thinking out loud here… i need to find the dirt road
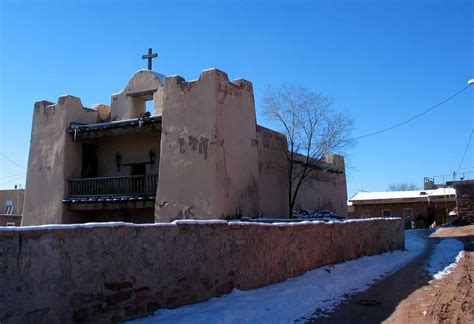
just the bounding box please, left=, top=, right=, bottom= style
left=316, top=225, right=474, bottom=324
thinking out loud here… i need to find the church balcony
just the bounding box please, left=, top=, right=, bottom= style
left=69, top=115, right=162, bottom=140
left=63, top=175, right=158, bottom=210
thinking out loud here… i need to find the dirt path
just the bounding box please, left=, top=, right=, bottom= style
left=314, top=226, right=474, bottom=324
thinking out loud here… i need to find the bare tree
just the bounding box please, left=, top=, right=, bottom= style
left=388, top=183, right=418, bottom=191
left=262, top=84, right=354, bottom=218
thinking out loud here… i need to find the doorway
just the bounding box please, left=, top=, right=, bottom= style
left=130, top=163, right=147, bottom=176
left=81, top=144, right=98, bottom=178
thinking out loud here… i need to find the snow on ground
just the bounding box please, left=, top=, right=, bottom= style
left=292, top=208, right=346, bottom=221
left=426, top=237, right=464, bottom=280
left=129, top=230, right=429, bottom=324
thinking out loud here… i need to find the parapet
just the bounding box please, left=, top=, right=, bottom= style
left=322, top=154, right=345, bottom=169
left=92, top=104, right=111, bottom=122
left=32, top=95, right=98, bottom=125
left=110, top=69, right=165, bottom=120
left=164, top=68, right=253, bottom=95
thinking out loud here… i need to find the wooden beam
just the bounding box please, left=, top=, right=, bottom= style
left=126, top=89, right=157, bottom=98
left=71, top=123, right=161, bottom=139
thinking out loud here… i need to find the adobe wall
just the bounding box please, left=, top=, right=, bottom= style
left=22, top=97, right=98, bottom=226
left=256, top=126, right=289, bottom=217
left=256, top=127, right=348, bottom=217
left=92, top=132, right=161, bottom=177
left=294, top=154, right=348, bottom=216
left=0, top=218, right=403, bottom=323
left=156, top=69, right=260, bottom=221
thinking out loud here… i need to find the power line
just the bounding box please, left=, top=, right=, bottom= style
left=0, top=152, right=26, bottom=170
left=0, top=173, right=25, bottom=179
left=0, top=175, right=25, bottom=186
left=457, top=129, right=473, bottom=172
left=351, top=84, right=471, bottom=140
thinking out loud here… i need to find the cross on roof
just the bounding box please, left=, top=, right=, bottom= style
left=142, top=48, right=158, bottom=70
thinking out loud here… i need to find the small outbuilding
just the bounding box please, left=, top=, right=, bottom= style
left=348, top=188, right=456, bottom=228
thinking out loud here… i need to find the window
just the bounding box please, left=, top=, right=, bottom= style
left=5, top=200, right=13, bottom=214
left=145, top=99, right=154, bottom=114
left=382, top=209, right=391, bottom=217
left=361, top=210, right=370, bottom=218
left=6, top=222, right=15, bottom=227
left=403, top=208, right=413, bottom=220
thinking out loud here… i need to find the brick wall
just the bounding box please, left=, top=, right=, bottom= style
left=0, top=219, right=404, bottom=323
left=0, top=189, right=24, bottom=216
left=351, top=202, right=428, bottom=219
left=351, top=201, right=456, bottom=227
left=455, top=180, right=474, bottom=224
left=0, top=215, right=21, bottom=226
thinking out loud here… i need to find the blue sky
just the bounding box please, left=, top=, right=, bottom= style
left=0, top=0, right=473, bottom=198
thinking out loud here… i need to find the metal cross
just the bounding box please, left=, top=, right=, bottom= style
left=142, top=48, right=158, bottom=70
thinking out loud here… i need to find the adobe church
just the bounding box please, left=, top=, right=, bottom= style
left=22, top=53, right=347, bottom=225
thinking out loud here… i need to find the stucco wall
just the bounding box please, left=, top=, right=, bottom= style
left=256, top=126, right=348, bottom=217
left=92, top=132, right=161, bottom=177
left=294, top=155, right=348, bottom=216
left=0, top=218, right=404, bottom=323
left=22, top=97, right=98, bottom=226
left=256, top=126, right=289, bottom=217
left=156, top=69, right=260, bottom=221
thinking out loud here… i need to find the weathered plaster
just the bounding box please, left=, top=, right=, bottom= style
left=22, top=97, right=98, bottom=225
left=156, top=69, right=260, bottom=222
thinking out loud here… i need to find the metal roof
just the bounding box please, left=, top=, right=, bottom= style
left=350, top=188, right=456, bottom=202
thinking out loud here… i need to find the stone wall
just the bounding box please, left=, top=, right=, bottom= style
left=455, top=180, right=474, bottom=224
left=0, top=218, right=404, bottom=323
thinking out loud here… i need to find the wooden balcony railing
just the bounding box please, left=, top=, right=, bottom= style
left=68, top=175, right=158, bottom=198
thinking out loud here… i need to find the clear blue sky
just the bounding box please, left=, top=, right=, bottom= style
left=0, top=0, right=473, bottom=198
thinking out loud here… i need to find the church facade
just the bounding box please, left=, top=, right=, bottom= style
left=22, top=68, right=347, bottom=225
